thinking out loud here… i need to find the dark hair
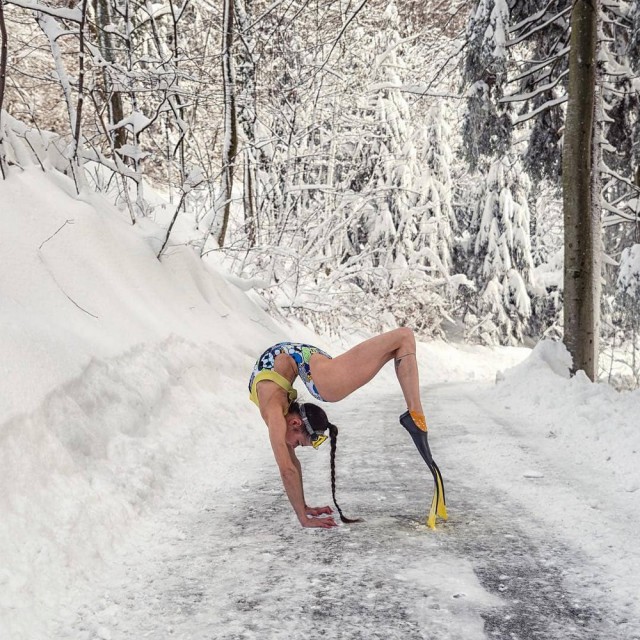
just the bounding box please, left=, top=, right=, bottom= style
left=290, top=401, right=361, bottom=524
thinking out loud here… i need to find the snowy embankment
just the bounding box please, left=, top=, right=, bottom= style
left=0, top=166, right=295, bottom=638
left=470, top=341, right=640, bottom=618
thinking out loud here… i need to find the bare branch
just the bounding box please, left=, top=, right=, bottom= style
left=39, top=219, right=74, bottom=250
left=157, top=191, right=188, bottom=259
left=314, top=0, right=369, bottom=78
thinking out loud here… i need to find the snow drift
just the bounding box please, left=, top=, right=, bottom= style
left=0, top=165, right=286, bottom=638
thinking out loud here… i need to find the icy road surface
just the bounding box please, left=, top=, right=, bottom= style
left=52, top=384, right=639, bottom=640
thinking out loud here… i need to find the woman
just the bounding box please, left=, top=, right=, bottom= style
left=248, top=328, right=445, bottom=529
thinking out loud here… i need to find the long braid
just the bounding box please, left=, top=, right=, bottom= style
left=329, top=424, right=362, bottom=524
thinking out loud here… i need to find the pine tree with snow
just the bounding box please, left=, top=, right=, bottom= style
left=340, top=2, right=416, bottom=273
left=614, top=244, right=640, bottom=385
left=507, top=0, right=570, bottom=184
left=462, top=0, right=512, bottom=172
left=413, top=101, right=457, bottom=278
left=332, top=1, right=462, bottom=334
left=467, top=156, right=534, bottom=345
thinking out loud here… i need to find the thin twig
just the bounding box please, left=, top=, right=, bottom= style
left=39, top=219, right=74, bottom=250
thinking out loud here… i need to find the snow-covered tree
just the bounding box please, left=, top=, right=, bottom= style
left=461, top=0, right=512, bottom=171
left=326, top=1, right=463, bottom=334
left=413, top=102, right=456, bottom=277
left=612, top=244, right=640, bottom=385
left=506, top=0, right=570, bottom=184
left=467, top=156, right=534, bottom=344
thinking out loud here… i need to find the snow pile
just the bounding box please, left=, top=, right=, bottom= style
left=492, top=339, right=640, bottom=494
left=495, top=338, right=572, bottom=381
left=0, top=167, right=285, bottom=638
left=455, top=340, right=640, bottom=624
left=417, top=339, right=530, bottom=384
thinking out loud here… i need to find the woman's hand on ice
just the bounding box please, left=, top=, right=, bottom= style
left=300, top=507, right=337, bottom=528
left=305, top=505, right=333, bottom=517
left=300, top=516, right=337, bottom=528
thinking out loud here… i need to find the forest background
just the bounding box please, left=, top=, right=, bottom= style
left=1, top=0, right=639, bottom=387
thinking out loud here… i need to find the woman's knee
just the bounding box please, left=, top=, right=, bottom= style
left=396, top=326, right=415, bottom=349
left=398, top=327, right=416, bottom=344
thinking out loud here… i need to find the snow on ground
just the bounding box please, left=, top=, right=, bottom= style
left=475, top=341, right=640, bottom=620
left=2, top=165, right=640, bottom=639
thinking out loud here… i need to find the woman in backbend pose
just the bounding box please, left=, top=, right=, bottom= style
left=248, top=328, right=445, bottom=529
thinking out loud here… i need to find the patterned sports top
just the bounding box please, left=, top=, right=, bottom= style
left=248, top=342, right=332, bottom=406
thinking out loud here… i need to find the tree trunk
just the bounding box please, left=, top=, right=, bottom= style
left=73, top=0, right=88, bottom=169
left=93, top=0, right=127, bottom=153
left=235, top=0, right=258, bottom=247
left=0, top=0, right=8, bottom=179
left=563, top=0, right=601, bottom=381
left=216, top=0, right=238, bottom=248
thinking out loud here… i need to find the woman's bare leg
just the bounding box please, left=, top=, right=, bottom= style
left=310, top=328, right=424, bottom=412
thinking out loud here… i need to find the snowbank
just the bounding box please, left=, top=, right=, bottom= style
left=0, top=167, right=288, bottom=638
left=492, top=339, right=640, bottom=494
left=418, top=339, right=530, bottom=384
left=470, top=340, right=640, bottom=618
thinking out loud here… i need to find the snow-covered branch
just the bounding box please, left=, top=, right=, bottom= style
left=502, top=69, right=569, bottom=103
left=513, top=94, right=567, bottom=125
left=509, top=46, right=570, bottom=84
left=508, top=5, right=571, bottom=47
left=6, top=0, right=82, bottom=22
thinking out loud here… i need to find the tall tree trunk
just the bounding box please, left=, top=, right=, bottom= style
left=93, top=0, right=126, bottom=153
left=216, top=0, right=238, bottom=248
left=0, top=0, right=8, bottom=179
left=563, top=0, right=601, bottom=381
left=72, top=0, right=89, bottom=176
left=169, top=0, right=188, bottom=187
left=235, top=0, right=258, bottom=247
left=214, top=0, right=238, bottom=247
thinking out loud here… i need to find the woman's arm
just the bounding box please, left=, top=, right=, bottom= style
left=263, top=405, right=336, bottom=528
left=266, top=413, right=306, bottom=522
left=288, top=446, right=306, bottom=507
left=289, top=447, right=334, bottom=518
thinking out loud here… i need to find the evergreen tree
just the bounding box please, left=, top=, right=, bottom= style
left=461, top=0, right=512, bottom=171
left=414, top=101, right=456, bottom=277
left=507, top=0, right=571, bottom=184
left=468, top=156, right=534, bottom=344
left=615, top=243, right=640, bottom=385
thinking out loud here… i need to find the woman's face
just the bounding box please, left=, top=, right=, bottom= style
left=285, top=418, right=311, bottom=448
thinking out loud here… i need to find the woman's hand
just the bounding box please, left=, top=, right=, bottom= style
left=300, top=505, right=337, bottom=528
left=300, top=514, right=338, bottom=528
left=305, top=505, right=333, bottom=517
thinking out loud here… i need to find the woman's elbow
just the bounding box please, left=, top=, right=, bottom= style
left=279, top=464, right=297, bottom=481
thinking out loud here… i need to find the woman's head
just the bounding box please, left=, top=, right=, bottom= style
left=287, top=402, right=361, bottom=524
left=285, top=402, right=330, bottom=448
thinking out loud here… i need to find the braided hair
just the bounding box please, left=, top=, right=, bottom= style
left=290, top=401, right=361, bottom=524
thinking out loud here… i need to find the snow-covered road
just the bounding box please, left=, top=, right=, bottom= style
left=51, top=384, right=639, bottom=640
